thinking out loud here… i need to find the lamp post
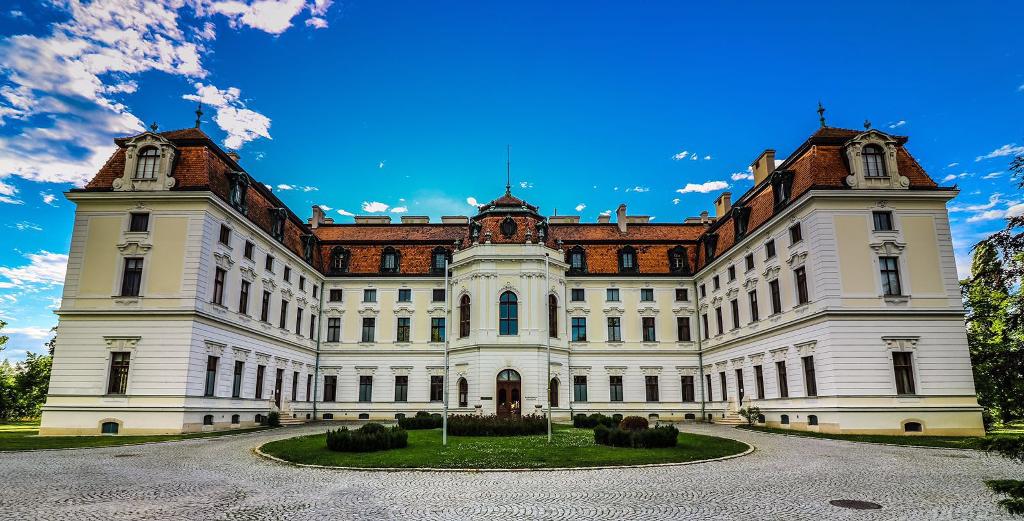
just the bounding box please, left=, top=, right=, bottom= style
left=545, top=253, right=552, bottom=443
left=443, top=257, right=450, bottom=446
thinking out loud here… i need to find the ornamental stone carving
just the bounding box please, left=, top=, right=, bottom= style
left=103, top=336, right=140, bottom=350
left=114, top=132, right=177, bottom=192
left=882, top=336, right=919, bottom=351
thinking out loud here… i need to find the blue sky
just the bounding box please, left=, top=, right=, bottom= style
left=0, top=1, right=1022, bottom=361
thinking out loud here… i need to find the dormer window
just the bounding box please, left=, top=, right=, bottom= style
left=771, top=171, right=795, bottom=209
left=330, top=247, right=349, bottom=273
left=567, top=246, right=587, bottom=273
left=703, top=233, right=719, bottom=262
left=668, top=245, right=689, bottom=274
left=227, top=171, right=250, bottom=214
left=301, top=234, right=317, bottom=264
left=431, top=247, right=451, bottom=274
left=134, top=147, right=159, bottom=179
left=381, top=247, right=400, bottom=274
left=732, top=206, right=751, bottom=239
left=269, top=208, right=286, bottom=242
left=618, top=246, right=638, bottom=273
left=863, top=145, right=887, bottom=177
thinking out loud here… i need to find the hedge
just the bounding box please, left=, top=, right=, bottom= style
left=326, top=423, right=409, bottom=452
left=447, top=414, right=547, bottom=436
left=594, top=424, right=679, bottom=448
left=398, top=411, right=443, bottom=430
left=573, top=413, right=616, bottom=429
left=618, top=416, right=649, bottom=431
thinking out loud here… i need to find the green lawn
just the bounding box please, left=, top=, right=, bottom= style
left=0, top=420, right=272, bottom=451
left=737, top=425, right=1015, bottom=449
left=260, top=426, right=749, bottom=469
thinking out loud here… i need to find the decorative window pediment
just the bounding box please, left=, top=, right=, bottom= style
left=114, top=133, right=177, bottom=192
left=844, top=130, right=909, bottom=189
left=870, top=239, right=906, bottom=255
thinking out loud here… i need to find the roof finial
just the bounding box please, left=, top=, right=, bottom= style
left=505, top=144, right=511, bottom=196
left=150, top=121, right=158, bottom=132
left=817, top=101, right=826, bottom=128
left=195, top=101, right=203, bottom=129
left=863, top=119, right=871, bottom=130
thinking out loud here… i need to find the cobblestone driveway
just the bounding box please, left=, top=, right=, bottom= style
left=1, top=423, right=1020, bottom=520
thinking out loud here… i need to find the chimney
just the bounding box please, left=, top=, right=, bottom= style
left=441, top=216, right=469, bottom=224
left=226, top=151, right=241, bottom=164
left=615, top=204, right=628, bottom=233
left=308, top=205, right=325, bottom=228
left=751, top=149, right=776, bottom=185
left=400, top=216, right=430, bottom=224
left=354, top=216, right=392, bottom=224
left=700, top=210, right=709, bottom=224
left=549, top=216, right=580, bottom=224
left=713, top=192, right=732, bottom=217
left=597, top=214, right=611, bottom=224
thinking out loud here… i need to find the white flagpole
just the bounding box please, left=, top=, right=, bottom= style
left=545, top=253, right=552, bottom=443
left=443, top=257, right=450, bottom=446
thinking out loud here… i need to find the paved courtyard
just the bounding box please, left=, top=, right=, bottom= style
left=0, top=423, right=1021, bottom=520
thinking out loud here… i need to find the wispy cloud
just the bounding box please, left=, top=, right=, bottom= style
left=9, top=221, right=42, bottom=231
left=390, top=206, right=408, bottom=213
left=942, top=172, right=970, bottom=183
left=519, top=181, right=534, bottom=189
left=40, top=191, right=58, bottom=206
left=466, top=197, right=480, bottom=207
left=976, top=144, right=1024, bottom=162
left=336, top=209, right=354, bottom=217
left=947, top=162, right=959, bottom=168
left=671, top=198, right=680, bottom=205
left=983, top=171, right=1004, bottom=180
left=949, top=193, right=1002, bottom=213
left=625, top=186, right=650, bottom=193
left=574, top=203, right=586, bottom=212
left=888, top=120, right=906, bottom=129
left=361, top=201, right=389, bottom=213
left=275, top=184, right=318, bottom=192
left=676, top=181, right=729, bottom=194
left=0, top=251, right=67, bottom=289
left=4, top=326, right=52, bottom=339
left=731, top=170, right=754, bottom=181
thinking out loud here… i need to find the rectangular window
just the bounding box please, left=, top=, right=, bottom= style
left=677, top=316, right=691, bottom=341
left=430, top=375, right=444, bottom=402
left=719, top=371, right=728, bottom=401
left=802, top=356, right=817, bottom=397
left=609, top=375, right=624, bottom=402
left=329, top=289, right=343, bottom=302
left=107, top=352, right=130, bottom=394
left=299, top=276, right=305, bottom=291
left=363, top=289, right=377, bottom=303
left=873, top=211, right=894, bottom=231
left=358, top=375, right=373, bottom=402
left=232, top=361, right=244, bottom=398
left=640, top=288, right=654, bottom=302
left=573, top=375, right=588, bottom=402
left=295, top=307, right=303, bottom=335
left=219, top=224, right=231, bottom=245
left=327, top=317, right=341, bottom=342
left=745, top=253, right=755, bottom=272
left=700, top=284, right=707, bottom=298
left=705, top=373, right=713, bottom=401
left=258, top=288, right=270, bottom=321
left=681, top=375, right=695, bottom=402
left=291, top=371, right=298, bottom=401
left=396, top=317, right=410, bottom=342
left=714, top=275, right=722, bottom=291
left=879, top=256, right=902, bottom=296
left=283, top=266, right=291, bottom=283
left=645, top=375, right=659, bottom=402
left=394, top=375, right=408, bottom=402
left=893, top=352, right=916, bottom=395
left=312, top=285, right=318, bottom=299
left=730, top=299, right=740, bottom=330
left=430, top=317, right=445, bottom=342
left=204, top=356, right=218, bottom=397
left=212, top=267, right=226, bottom=305
left=323, top=375, right=336, bottom=402
left=570, top=288, right=585, bottom=301
left=748, top=290, right=759, bottom=322
left=701, top=313, right=709, bottom=340
left=715, top=307, right=723, bottom=335
left=606, top=288, right=620, bottom=302
left=239, top=280, right=250, bottom=315
left=776, top=361, right=789, bottom=398
left=306, top=374, right=312, bottom=402
left=728, top=265, right=736, bottom=281
left=278, top=300, right=288, bottom=329
left=129, top=212, right=149, bottom=232
left=607, top=317, right=622, bottom=341
left=256, top=365, right=266, bottom=399
left=794, top=267, right=809, bottom=304
left=754, top=365, right=765, bottom=399
left=769, top=279, right=782, bottom=314
left=244, top=241, right=254, bottom=260
left=789, top=223, right=803, bottom=244
left=765, top=239, right=776, bottom=259
left=361, top=317, right=375, bottom=342
left=571, top=317, right=587, bottom=341
left=432, top=289, right=445, bottom=302
left=642, top=317, right=656, bottom=342
left=398, top=288, right=411, bottom=302
left=309, top=315, right=316, bottom=339
left=120, top=258, right=144, bottom=297
left=675, top=288, right=688, bottom=301
left=265, top=255, right=274, bottom=272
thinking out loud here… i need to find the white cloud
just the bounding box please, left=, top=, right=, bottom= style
left=274, top=183, right=317, bottom=192
left=942, top=172, right=970, bottom=183
left=40, top=191, right=58, bottom=206
left=4, top=326, right=52, bottom=339
left=466, top=197, right=479, bottom=207
left=519, top=181, right=534, bottom=189
left=0, top=180, right=21, bottom=204
left=390, top=206, right=408, bottom=213
left=976, top=144, right=1024, bottom=162
left=335, top=208, right=354, bottom=216
left=378, top=161, right=385, bottom=169
left=703, top=155, right=712, bottom=160
left=672, top=150, right=690, bottom=161
left=361, top=201, right=389, bottom=213
left=947, top=162, right=959, bottom=168
left=672, top=198, right=680, bottom=205
left=731, top=171, right=754, bottom=181
left=574, top=203, right=586, bottom=212
left=966, top=209, right=1010, bottom=223
left=625, top=186, right=650, bottom=193
left=0, top=251, right=67, bottom=288
left=315, top=204, right=332, bottom=211
left=676, top=181, right=729, bottom=194
left=888, top=120, right=906, bottom=129
left=10, top=221, right=42, bottom=231
left=983, top=171, right=1004, bottom=179
left=950, top=193, right=1001, bottom=213
left=206, top=0, right=308, bottom=35
left=599, top=210, right=611, bottom=216
left=305, top=17, right=328, bottom=29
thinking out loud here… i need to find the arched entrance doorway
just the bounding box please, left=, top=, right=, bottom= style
left=496, top=369, right=522, bottom=417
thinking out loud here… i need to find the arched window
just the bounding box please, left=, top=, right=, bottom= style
left=459, top=294, right=471, bottom=338
left=668, top=245, right=689, bottom=274
left=101, top=421, right=119, bottom=435
left=549, top=378, right=559, bottom=407
left=808, top=414, right=818, bottom=426
left=458, top=377, right=468, bottom=407
left=780, top=414, right=790, bottom=425
left=566, top=246, right=586, bottom=273
left=135, top=147, right=159, bottom=179
left=203, top=414, right=214, bottom=426
left=863, top=145, right=887, bottom=177
left=231, top=414, right=240, bottom=425
left=618, top=246, right=638, bottom=273
left=499, top=291, right=518, bottom=335
left=330, top=247, right=349, bottom=273
left=904, top=421, right=923, bottom=433
left=380, top=247, right=400, bottom=273
left=548, top=294, right=558, bottom=338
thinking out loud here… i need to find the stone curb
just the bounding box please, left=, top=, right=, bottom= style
left=0, top=426, right=281, bottom=454
left=251, top=437, right=756, bottom=473
left=734, top=426, right=986, bottom=452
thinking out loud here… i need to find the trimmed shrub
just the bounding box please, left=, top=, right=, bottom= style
left=398, top=411, right=442, bottom=430
left=593, top=425, right=679, bottom=449
left=738, top=406, right=761, bottom=427
left=326, top=423, right=408, bottom=452
left=448, top=414, right=547, bottom=436
left=594, top=424, right=611, bottom=445
left=619, top=416, right=649, bottom=431
left=267, top=411, right=281, bottom=427
left=612, top=414, right=623, bottom=423
left=608, top=427, right=633, bottom=447
left=574, top=413, right=615, bottom=429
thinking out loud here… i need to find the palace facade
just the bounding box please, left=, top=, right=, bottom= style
left=39, top=123, right=984, bottom=436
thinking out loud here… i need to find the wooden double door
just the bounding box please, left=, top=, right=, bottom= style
left=496, top=369, right=522, bottom=417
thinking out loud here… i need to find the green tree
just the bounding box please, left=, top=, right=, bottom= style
left=14, top=353, right=52, bottom=418
left=0, top=320, right=15, bottom=420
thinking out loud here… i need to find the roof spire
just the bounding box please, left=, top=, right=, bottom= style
left=863, top=119, right=872, bottom=130
left=195, top=101, right=203, bottom=129
left=817, top=101, right=826, bottom=128
left=149, top=121, right=158, bottom=132
left=505, top=144, right=511, bottom=196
